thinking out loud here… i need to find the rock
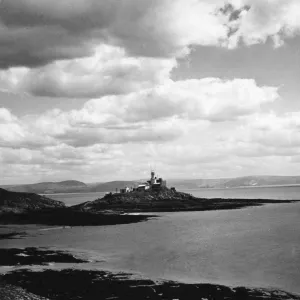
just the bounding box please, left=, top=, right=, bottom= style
left=72, top=186, right=299, bottom=213
left=0, top=188, right=65, bottom=214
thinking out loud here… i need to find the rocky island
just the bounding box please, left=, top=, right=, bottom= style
left=74, top=171, right=298, bottom=213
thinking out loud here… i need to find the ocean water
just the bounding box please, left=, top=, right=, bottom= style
left=181, top=185, right=300, bottom=200
left=46, top=192, right=107, bottom=206
left=2, top=202, right=300, bottom=294
left=47, top=185, right=300, bottom=206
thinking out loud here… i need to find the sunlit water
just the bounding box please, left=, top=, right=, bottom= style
left=1, top=202, right=300, bottom=294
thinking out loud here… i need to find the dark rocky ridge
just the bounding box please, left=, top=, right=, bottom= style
left=74, top=187, right=297, bottom=212
left=0, top=188, right=65, bottom=214
left=0, top=209, right=153, bottom=226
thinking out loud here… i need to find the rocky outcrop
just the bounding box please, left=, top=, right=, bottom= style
left=73, top=187, right=296, bottom=212
left=0, top=188, right=65, bottom=214
left=73, top=187, right=196, bottom=212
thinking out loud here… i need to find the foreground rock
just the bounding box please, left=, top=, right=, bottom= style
left=0, top=188, right=65, bottom=214
left=0, top=247, right=86, bottom=266
left=0, top=282, right=49, bottom=300
left=74, top=187, right=297, bottom=212
left=1, top=269, right=299, bottom=300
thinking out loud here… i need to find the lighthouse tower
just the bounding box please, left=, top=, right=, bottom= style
left=150, top=170, right=155, bottom=185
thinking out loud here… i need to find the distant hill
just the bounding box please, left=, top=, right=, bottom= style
left=2, top=180, right=141, bottom=194
left=90, top=181, right=141, bottom=192
left=168, top=176, right=300, bottom=189
left=0, top=188, right=65, bottom=214
left=3, top=175, right=300, bottom=195
left=4, top=180, right=87, bottom=194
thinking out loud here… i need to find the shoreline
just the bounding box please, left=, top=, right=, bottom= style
left=1, top=199, right=299, bottom=299
left=1, top=266, right=300, bottom=300
left=0, top=245, right=299, bottom=299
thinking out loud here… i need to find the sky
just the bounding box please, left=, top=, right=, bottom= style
left=1, top=0, right=300, bottom=184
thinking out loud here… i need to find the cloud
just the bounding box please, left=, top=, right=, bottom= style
left=0, top=0, right=298, bottom=100
left=0, top=45, right=176, bottom=98
left=240, top=112, right=300, bottom=148
left=0, top=108, right=16, bottom=123
left=0, top=77, right=278, bottom=152
left=224, top=0, right=300, bottom=48
left=2, top=107, right=300, bottom=183
left=0, top=0, right=299, bottom=72
left=0, top=0, right=229, bottom=71
left=67, top=78, right=277, bottom=125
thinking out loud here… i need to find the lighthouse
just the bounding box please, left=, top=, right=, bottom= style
left=150, top=170, right=156, bottom=185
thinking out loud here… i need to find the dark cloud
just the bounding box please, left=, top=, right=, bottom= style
left=218, top=2, right=251, bottom=38
left=0, top=0, right=116, bottom=68
left=0, top=0, right=115, bottom=31
left=0, top=0, right=229, bottom=70
left=0, top=24, right=97, bottom=68
left=219, top=2, right=250, bottom=21
left=55, top=125, right=180, bottom=147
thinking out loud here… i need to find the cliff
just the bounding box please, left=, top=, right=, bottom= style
left=0, top=188, right=65, bottom=214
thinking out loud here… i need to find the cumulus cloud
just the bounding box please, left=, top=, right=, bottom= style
left=0, top=0, right=299, bottom=99
left=0, top=0, right=299, bottom=70
left=0, top=108, right=16, bottom=123
left=0, top=77, right=278, bottom=150
left=224, top=0, right=300, bottom=48
left=0, top=45, right=176, bottom=98
left=65, top=78, right=277, bottom=125
left=0, top=108, right=55, bottom=149
left=0, top=0, right=228, bottom=70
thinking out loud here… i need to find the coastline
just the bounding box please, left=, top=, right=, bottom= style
left=1, top=203, right=300, bottom=300
left=1, top=244, right=299, bottom=300
left=2, top=267, right=300, bottom=300
left=1, top=192, right=300, bottom=299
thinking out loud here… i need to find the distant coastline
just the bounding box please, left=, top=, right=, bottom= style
left=4, top=175, right=300, bottom=195
left=190, top=183, right=300, bottom=190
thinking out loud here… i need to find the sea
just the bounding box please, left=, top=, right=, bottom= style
left=1, top=186, right=300, bottom=295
